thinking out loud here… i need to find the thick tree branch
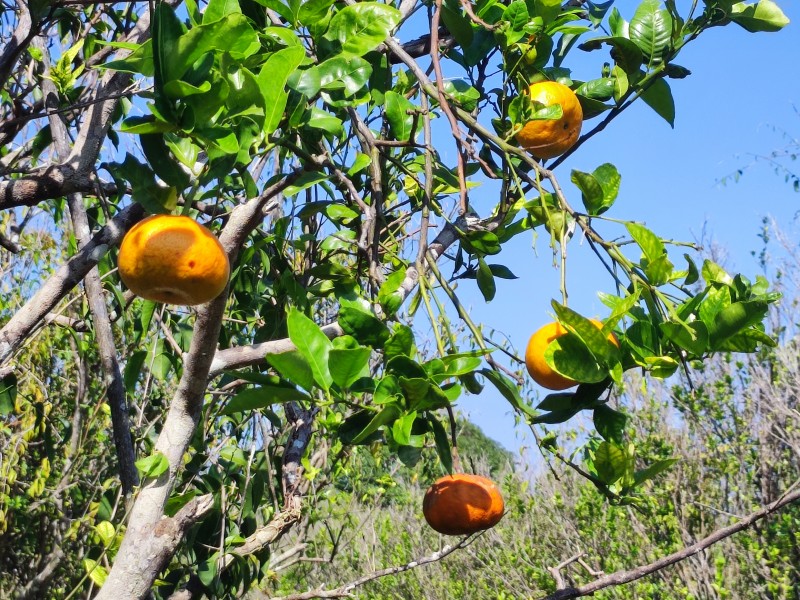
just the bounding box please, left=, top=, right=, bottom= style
left=96, top=174, right=299, bottom=599
left=39, top=38, right=139, bottom=494
left=539, top=483, right=800, bottom=599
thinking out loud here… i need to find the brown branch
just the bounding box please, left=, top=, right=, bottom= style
left=268, top=533, right=483, bottom=600
left=538, top=482, right=800, bottom=599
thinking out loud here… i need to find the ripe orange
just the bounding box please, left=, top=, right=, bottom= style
left=422, top=473, right=504, bottom=536
left=117, top=215, right=230, bottom=305
left=525, top=319, right=617, bottom=390
left=515, top=81, right=583, bottom=159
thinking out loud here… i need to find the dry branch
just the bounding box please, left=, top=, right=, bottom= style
left=539, top=483, right=800, bottom=599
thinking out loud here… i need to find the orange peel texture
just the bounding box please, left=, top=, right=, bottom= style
left=515, top=81, right=583, bottom=159
left=118, top=215, right=230, bottom=306
left=422, top=473, right=505, bottom=536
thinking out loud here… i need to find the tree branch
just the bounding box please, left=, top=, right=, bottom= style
left=539, top=482, right=800, bottom=599
left=268, top=533, right=483, bottom=600
left=0, top=202, right=145, bottom=367
left=38, top=37, right=139, bottom=494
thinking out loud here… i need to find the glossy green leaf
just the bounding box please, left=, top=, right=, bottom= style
left=480, top=369, right=537, bottom=418
left=384, top=91, right=416, bottom=141
left=384, top=324, right=416, bottom=361
left=593, top=405, right=628, bottom=444
left=629, top=0, right=673, bottom=65
left=391, top=411, right=417, bottom=446
left=287, top=308, right=333, bottom=391
left=351, top=404, right=401, bottom=444
left=640, top=77, right=675, bottom=127
left=221, top=385, right=311, bottom=414
left=324, top=3, right=401, bottom=56
left=259, top=46, right=306, bottom=134
left=730, top=0, right=789, bottom=32
left=267, top=351, right=315, bottom=392
left=339, top=301, right=391, bottom=348
left=135, top=451, right=170, bottom=478
left=0, top=372, right=17, bottom=416
left=139, top=133, right=190, bottom=189
left=317, top=55, right=372, bottom=96
left=626, top=221, right=673, bottom=285
left=477, top=256, right=496, bottom=302
left=429, top=415, right=453, bottom=473
left=329, top=347, right=371, bottom=390
left=578, top=36, right=643, bottom=74
left=710, top=300, right=769, bottom=347
left=593, top=440, right=629, bottom=484
left=175, top=14, right=259, bottom=80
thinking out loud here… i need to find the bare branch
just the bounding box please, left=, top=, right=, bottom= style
left=538, top=482, right=800, bottom=600
left=268, top=534, right=483, bottom=600
left=0, top=202, right=145, bottom=367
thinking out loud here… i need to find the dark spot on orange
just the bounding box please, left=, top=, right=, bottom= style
left=188, top=260, right=196, bottom=268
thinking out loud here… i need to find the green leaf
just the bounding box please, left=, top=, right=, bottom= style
left=640, top=77, right=675, bottom=127
left=135, top=451, right=170, bottom=478
left=730, top=0, right=790, bottom=32
left=391, top=411, right=417, bottom=446
left=378, top=268, right=406, bottom=316
left=545, top=334, right=608, bottom=384
left=644, top=355, right=680, bottom=378
left=384, top=91, right=416, bottom=142
left=174, top=14, right=259, bottom=81
left=480, top=369, right=536, bottom=418
left=351, top=404, right=401, bottom=444
left=338, top=301, right=391, bottom=348
left=488, top=264, right=517, bottom=279
left=83, top=559, right=109, bottom=588
left=593, top=440, right=629, bottom=484
left=574, top=162, right=621, bottom=216
left=221, top=385, right=310, bottom=414
left=593, top=405, right=628, bottom=444
left=284, top=171, right=327, bottom=197
left=329, top=347, right=371, bottom=390
left=0, top=372, right=17, bottom=416
left=551, top=302, right=618, bottom=362
left=123, top=351, right=147, bottom=393
left=317, top=55, right=372, bottom=96
left=442, top=80, right=481, bottom=112
left=298, top=0, right=335, bottom=25
left=578, top=36, right=643, bottom=75
left=373, top=375, right=402, bottom=404
left=268, top=350, right=315, bottom=392
left=384, top=324, right=416, bottom=360
left=660, top=320, right=709, bottom=356
left=634, top=457, right=678, bottom=486
left=202, top=0, right=241, bottom=23
left=476, top=256, right=496, bottom=302
left=709, top=301, right=769, bottom=347
left=104, top=154, right=177, bottom=214
left=429, top=415, right=453, bottom=473
left=287, top=308, right=333, bottom=391
left=324, top=3, right=401, bottom=56
left=139, top=133, right=190, bottom=189
left=629, top=0, right=673, bottom=65
left=626, top=221, right=673, bottom=285
left=258, top=46, right=306, bottom=134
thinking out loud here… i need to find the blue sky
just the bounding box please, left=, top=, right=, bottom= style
left=448, top=3, right=800, bottom=453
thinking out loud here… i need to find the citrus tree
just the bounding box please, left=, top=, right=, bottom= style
left=0, top=0, right=794, bottom=598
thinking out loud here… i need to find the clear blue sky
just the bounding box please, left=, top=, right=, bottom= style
left=446, top=4, right=800, bottom=454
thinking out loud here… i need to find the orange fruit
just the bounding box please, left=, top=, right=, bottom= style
left=117, top=215, right=230, bottom=305
left=524, top=319, right=617, bottom=390
left=422, top=473, right=504, bottom=536
left=515, top=81, right=583, bottom=159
